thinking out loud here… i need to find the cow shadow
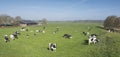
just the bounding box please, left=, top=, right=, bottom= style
left=82, top=40, right=88, bottom=45
left=47, top=48, right=49, bottom=50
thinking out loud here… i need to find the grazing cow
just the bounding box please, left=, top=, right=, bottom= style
left=26, top=29, right=28, bottom=32
left=83, top=32, right=89, bottom=36
left=21, top=27, right=26, bottom=31
left=107, top=29, right=115, bottom=32
left=53, top=27, right=60, bottom=34
left=4, top=35, right=10, bottom=43
left=30, top=30, right=33, bottom=32
left=10, top=31, right=19, bottom=39
left=48, top=43, right=56, bottom=52
left=42, top=30, right=45, bottom=33
left=88, top=34, right=99, bottom=45
left=36, top=30, right=40, bottom=32
left=63, top=34, right=72, bottom=39
left=10, top=34, right=15, bottom=40
left=26, top=34, right=29, bottom=38
left=53, top=30, right=57, bottom=34
left=53, top=31, right=57, bottom=34
left=53, top=31, right=56, bottom=34
left=83, top=32, right=86, bottom=35
left=34, top=33, right=37, bottom=36
left=13, top=33, right=18, bottom=39
left=56, top=27, right=59, bottom=31
left=43, top=26, right=46, bottom=30
left=15, top=31, right=21, bottom=35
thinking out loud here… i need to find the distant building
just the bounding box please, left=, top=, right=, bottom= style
left=19, top=20, right=38, bottom=27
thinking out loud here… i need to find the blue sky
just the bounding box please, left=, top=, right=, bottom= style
left=0, top=0, right=120, bottom=21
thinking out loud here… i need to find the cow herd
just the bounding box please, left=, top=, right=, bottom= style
left=3, top=27, right=60, bottom=52
left=4, top=31, right=20, bottom=43
left=3, top=26, right=100, bottom=52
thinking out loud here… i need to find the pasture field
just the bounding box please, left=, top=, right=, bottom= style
left=0, top=22, right=120, bottom=57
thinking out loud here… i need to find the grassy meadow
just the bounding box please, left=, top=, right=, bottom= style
left=0, top=22, right=120, bottom=57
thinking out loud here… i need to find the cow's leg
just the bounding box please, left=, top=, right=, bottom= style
left=88, top=39, right=91, bottom=45
left=51, top=47, right=56, bottom=51
left=88, top=41, right=90, bottom=45
left=4, top=39, right=7, bottom=43
left=93, top=41, right=96, bottom=44
left=49, top=43, right=52, bottom=50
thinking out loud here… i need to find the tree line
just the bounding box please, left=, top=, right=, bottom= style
left=0, top=14, right=22, bottom=26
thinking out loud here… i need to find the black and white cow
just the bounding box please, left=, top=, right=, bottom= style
left=56, top=27, right=60, bottom=32
left=4, top=35, right=10, bottom=43
left=88, top=34, right=99, bottom=45
left=43, top=26, right=46, bottom=30
left=26, top=29, right=28, bottom=32
left=10, top=34, right=15, bottom=40
left=13, top=33, right=18, bottom=39
left=10, top=31, right=19, bottom=40
left=63, top=34, right=72, bottom=39
left=83, top=32, right=89, bottom=36
left=26, top=34, right=29, bottom=38
left=20, top=27, right=28, bottom=32
left=107, top=29, right=115, bottom=32
left=90, top=34, right=97, bottom=37
left=15, top=31, right=21, bottom=35
left=36, top=30, right=40, bottom=32
left=53, top=27, right=60, bottom=34
left=48, top=43, right=56, bottom=51
left=34, top=33, right=37, bottom=36
left=42, top=30, right=45, bottom=33
left=53, top=30, right=57, bottom=34
left=21, top=27, right=26, bottom=31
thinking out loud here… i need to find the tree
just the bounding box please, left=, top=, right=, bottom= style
left=15, top=16, right=22, bottom=21
left=118, top=17, right=120, bottom=26
left=103, top=15, right=120, bottom=29
left=0, top=14, right=22, bottom=26
left=42, top=18, right=48, bottom=25
left=0, top=14, right=13, bottom=24
left=14, top=16, right=22, bottom=25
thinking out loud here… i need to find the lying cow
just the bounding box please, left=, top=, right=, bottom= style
left=88, top=34, right=99, bottom=45
left=48, top=43, right=56, bottom=52
left=63, top=34, right=72, bottom=39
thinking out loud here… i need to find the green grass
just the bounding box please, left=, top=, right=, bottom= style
left=0, top=22, right=120, bottom=57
